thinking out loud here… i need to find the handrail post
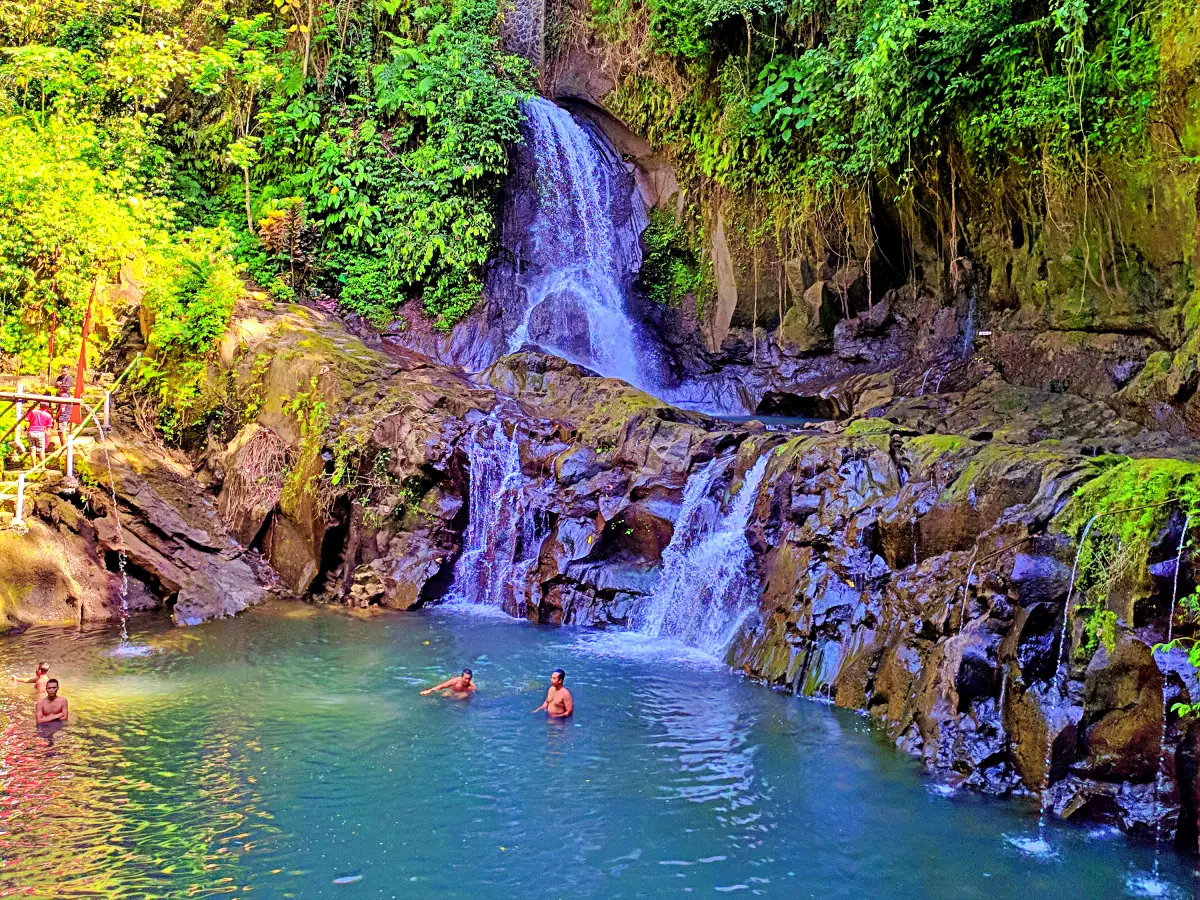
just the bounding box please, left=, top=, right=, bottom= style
left=103, top=391, right=111, bottom=431
left=66, top=433, right=74, bottom=478
left=13, top=382, right=23, bottom=454
left=13, top=473, right=24, bottom=526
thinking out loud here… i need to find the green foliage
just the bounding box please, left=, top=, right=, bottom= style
left=337, top=254, right=406, bottom=328
left=0, top=0, right=532, bottom=359
left=0, top=115, right=171, bottom=372
left=280, top=374, right=331, bottom=508
left=1082, top=604, right=1118, bottom=655
left=596, top=0, right=1198, bottom=240
left=138, top=228, right=245, bottom=441
left=1053, top=456, right=1200, bottom=660
left=638, top=208, right=709, bottom=307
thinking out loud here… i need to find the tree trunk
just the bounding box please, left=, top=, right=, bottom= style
left=302, top=4, right=314, bottom=82
left=243, top=167, right=254, bottom=233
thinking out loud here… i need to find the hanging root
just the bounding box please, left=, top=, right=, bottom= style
left=219, top=427, right=290, bottom=521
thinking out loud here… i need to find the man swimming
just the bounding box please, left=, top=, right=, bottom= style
left=533, top=668, right=573, bottom=718
left=420, top=669, right=477, bottom=698
left=35, top=678, right=69, bottom=745
left=12, top=663, right=50, bottom=696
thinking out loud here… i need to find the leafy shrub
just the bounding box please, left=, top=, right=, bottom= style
left=638, top=208, right=708, bottom=307
left=139, top=228, right=244, bottom=441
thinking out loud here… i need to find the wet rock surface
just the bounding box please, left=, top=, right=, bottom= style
left=7, top=300, right=1200, bottom=851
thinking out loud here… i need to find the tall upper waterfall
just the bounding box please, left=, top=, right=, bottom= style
left=632, top=454, right=771, bottom=657
left=504, top=97, right=655, bottom=390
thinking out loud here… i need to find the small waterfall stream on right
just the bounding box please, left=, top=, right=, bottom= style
left=630, top=454, right=770, bottom=658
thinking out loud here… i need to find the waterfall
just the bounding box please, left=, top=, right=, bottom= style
left=961, top=288, right=977, bottom=355
left=507, top=98, right=651, bottom=390
left=632, top=454, right=771, bottom=657
left=453, top=415, right=547, bottom=614
left=1152, top=515, right=1192, bottom=869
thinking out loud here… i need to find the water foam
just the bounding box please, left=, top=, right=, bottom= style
left=630, top=455, right=770, bottom=658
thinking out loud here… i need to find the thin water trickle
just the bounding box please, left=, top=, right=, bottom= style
left=961, top=290, right=977, bottom=356
left=631, top=455, right=770, bottom=657
left=1151, top=514, right=1192, bottom=872
left=1029, top=513, right=1100, bottom=849
left=1055, top=514, right=1100, bottom=693
left=997, top=667, right=1007, bottom=744
left=958, top=558, right=977, bottom=633
left=83, top=404, right=136, bottom=648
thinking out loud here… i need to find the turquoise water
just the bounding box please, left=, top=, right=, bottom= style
left=1, top=602, right=1196, bottom=899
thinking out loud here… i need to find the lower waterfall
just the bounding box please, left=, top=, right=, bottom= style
left=452, top=415, right=547, bottom=615
left=631, top=454, right=771, bottom=657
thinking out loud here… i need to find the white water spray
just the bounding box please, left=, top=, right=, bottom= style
left=453, top=414, right=548, bottom=615
left=632, top=455, right=771, bottom=658
left=508, top=98, right=648, bottom=388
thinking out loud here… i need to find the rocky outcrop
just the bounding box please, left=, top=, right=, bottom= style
left=7, top=296, right=1200, bottom=851
left=0, top=427, right=268, bottom=631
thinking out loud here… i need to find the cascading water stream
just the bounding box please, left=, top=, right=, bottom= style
left=631, top=454, right=770, bottom=657
left=1151, top=515, right=1192, bottom=874
left=507, top=98, right=648, bottom=389
left=453, top=414, right=547, bottom=615
left=1054, top=514, right=1100, bottom=692
left=80, top=400, right=146, bottom=656
left=1022, top=513, right=1100, bottom=850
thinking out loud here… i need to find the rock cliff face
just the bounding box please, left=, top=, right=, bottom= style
left=6, top=295, right=1200, bottom=848
left=0, top=427, right=267, bottom=631
left=173, top=301, right=1197, bottom=849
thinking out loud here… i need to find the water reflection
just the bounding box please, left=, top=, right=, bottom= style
left=1, top=673, right=269, bottom=897
left=0, top=606, right=1195, bottom=900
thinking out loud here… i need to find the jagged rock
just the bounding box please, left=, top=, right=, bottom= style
left=1010, top=549, right=1072, bottom=605
left=1005, top=682, right=1083, bottom=789
left=1079, top=633, right=1165, bottom=782
left=779, top=280, right=839, bottom=356
left=173, top=558, right=264, bottom=625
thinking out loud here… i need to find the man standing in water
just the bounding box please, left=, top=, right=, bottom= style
left=35, top=678, right=68, bottom=745
left=533, top=669, right=573, bottom=718
left=420, top=669, right=476, bottom=698
left=11, top=663, right=50, bottom=696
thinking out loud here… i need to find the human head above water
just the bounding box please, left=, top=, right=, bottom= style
left=36, top=663, right=49, bottom=675
left=46, top=678, right=59, bottom=696
left=551, top=668, right=565, bottom=686
left=461, top=669, right=473, bottom=681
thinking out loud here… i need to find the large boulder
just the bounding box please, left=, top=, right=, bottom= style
left=1079, top=633, right=1165, bottom=782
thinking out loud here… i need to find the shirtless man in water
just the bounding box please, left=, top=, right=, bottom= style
left=420, top=669, right=476, bottom=698
left=35, top=679, right=69, bottom=745
left=533, top=669, right=573, bottom=718
left=12, top=663, right=50, bottom=696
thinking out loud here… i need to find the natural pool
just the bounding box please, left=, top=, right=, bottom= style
left=1, top=603, right=1196, bottom=899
